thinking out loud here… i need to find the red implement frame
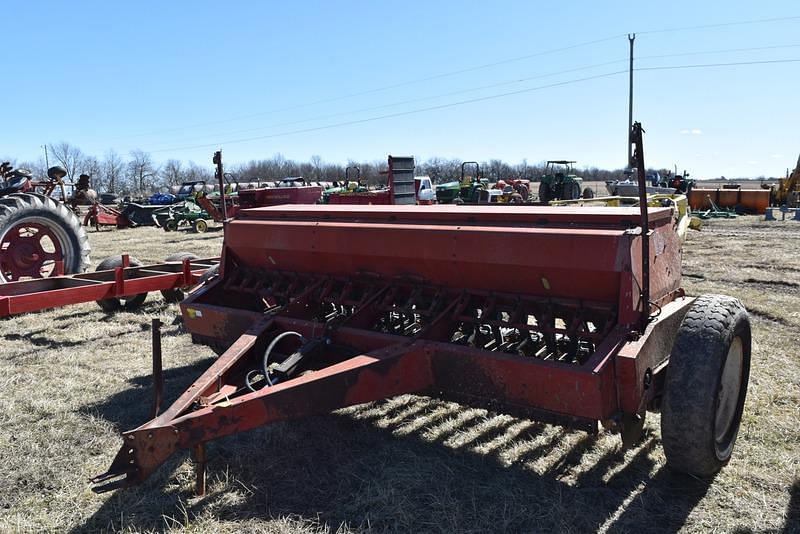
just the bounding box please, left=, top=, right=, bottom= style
left=0, top=255, right=218, bottom=317
left=84, top=203, right=131, bottom=229
left=93, top=124, right=694, bottom=495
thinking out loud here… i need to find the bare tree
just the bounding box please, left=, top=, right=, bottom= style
left=183, top=161, right=213, bottom=182
left=81, top=156, right=103, bottom=190
left=127, top=149, right=158, bottom=194
left=48, top=142, right=84, bottom=181
left=310, top=155, right=323, bottom=180
left=162, top=159, right=184, bottom=186
left=102, top=150, right=125, bottom=193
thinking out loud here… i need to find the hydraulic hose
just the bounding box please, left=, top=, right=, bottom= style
left=262, top=331, right=303, bottom=386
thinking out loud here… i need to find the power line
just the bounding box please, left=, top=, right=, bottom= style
left=118, top=58, right=628, bottom=151
left=111, top=34, right=624, bottom=141
left=124, top=43, right=800, bottom=151
left=147, top=70, right=629, bottom=153
left=638, top=42, right=800, bottom=60
left=637, top=58, right=800, bottom=71
left=637, top=14, right=800, bottom=35
left=143, top=57, right=799, bottom=154
left=110, top=14, right=800, bottom=141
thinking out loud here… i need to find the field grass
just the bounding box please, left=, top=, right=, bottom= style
left=0, top=218, right=798, bottom=533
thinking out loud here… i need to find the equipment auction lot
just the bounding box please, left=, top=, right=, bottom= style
left=1, top=220, right=797, bottom=533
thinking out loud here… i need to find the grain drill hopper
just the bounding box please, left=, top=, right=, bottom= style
left=93, top=124, right=751, bottom=494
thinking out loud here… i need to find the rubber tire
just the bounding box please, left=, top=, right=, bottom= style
left=538, top=182, right=550, bottom=203
left=566, top=182, right=581, bottom=200
left=193, top=219, right=208, bottom=233
left=160, top=252, right=199, bottom=303
left=582, top=187, right=595, bottom=199
left=661, top=294, right=751, bottom=477
left=197, top=263, right=219, bottom=286
left=0, top=192, right=90, bottom=282
left=95, top=255, right=148, bottom=312
left=164, top=219, right=178, bottom=232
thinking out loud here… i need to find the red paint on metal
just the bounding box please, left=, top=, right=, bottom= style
left=0, top=258, right=218, bottom=317
left=238, top=186, right=323, bottom=208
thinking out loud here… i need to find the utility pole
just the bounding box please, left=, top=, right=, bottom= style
left=42, top=144, right=50, bottom=170
left=627, top=33, right=635, bottom=167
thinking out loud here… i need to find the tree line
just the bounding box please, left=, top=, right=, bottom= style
left=7, top=141, right=686, bottom=195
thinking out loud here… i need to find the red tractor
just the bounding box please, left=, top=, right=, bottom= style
left=0, top=162, right=90, bottom=282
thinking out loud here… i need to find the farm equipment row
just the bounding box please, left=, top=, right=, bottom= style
left=86, top=126, right=751, bottom=497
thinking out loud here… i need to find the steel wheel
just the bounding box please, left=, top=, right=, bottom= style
left=0, top=220, right=64, bottom=280
left=715, top=336, right=744, bottom=446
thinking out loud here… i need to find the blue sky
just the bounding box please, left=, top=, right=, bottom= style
left=2, top=1, right=798, bottom=178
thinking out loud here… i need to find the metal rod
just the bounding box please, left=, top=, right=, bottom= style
left=631, top=122, right=650, bottom=333
left=627, top=34, right=635, bottom=166
left=214, top=150, right=228, bottom=220
left=193, top=443, right=207, bottom=496
left=150, top=318, right=164, bottom=419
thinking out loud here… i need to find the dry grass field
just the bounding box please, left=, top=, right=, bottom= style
left=0, top=217, right=798, bottom=533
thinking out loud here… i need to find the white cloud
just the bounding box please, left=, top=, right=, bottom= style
left=770, top=154, right=783, bottom=159
left=747, top=160, right=759, bottom=165
left=679, top=129, right=689, bottom=134
left=691, top=129, right=702, bottom=135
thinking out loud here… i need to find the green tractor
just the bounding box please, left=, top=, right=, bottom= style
left=158, top=199, right=212, bottom=233
left=435, top=162, right=488, bottom=204
left=538, top=160, right=592, bottom=202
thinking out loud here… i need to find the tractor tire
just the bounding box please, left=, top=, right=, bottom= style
left=566, top=182, right=581, bottom=200
left=160, top=252, right=199, bottom=303
left=516, top=184, right=529, bottom=201
left=192, top=219, right=208, bottom=233
left=0, top=192, right=90, bottom=282
left=582, top=187, right=595, bottom=199
left=164, top=219, right=178, bottom=232
left=538, top=182, right=551, bottom=203
left=661, top=295, right=751, bottom=477
left=94, top=255, right=148, bottom=312
left=510, top=193, right=524, bottom=204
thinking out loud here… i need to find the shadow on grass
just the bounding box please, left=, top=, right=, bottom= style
left=76, top=382, right=714, bottom=533
left=79, top=357, right=215, bottom=430
left=784, top=479, right=800, bottom=534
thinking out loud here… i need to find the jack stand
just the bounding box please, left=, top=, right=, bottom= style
left=192, top=443, right=207, bottom=496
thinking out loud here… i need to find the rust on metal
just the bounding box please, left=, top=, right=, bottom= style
left=92, top=127, right=696, bottom=493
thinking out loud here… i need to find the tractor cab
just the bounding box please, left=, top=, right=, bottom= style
left=539, top=160, right=584, bottom=202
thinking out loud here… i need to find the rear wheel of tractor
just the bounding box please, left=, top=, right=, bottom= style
left=193, top=219, right=208, bottom=233
left=538, top=182, right=551, bottom=203
left=566, top=182, right=581, bottom=200
left=661, top=294, right=751, bottom=477
left=582, top=187, right=595, bottom=199
left=95, top=255, right=148, bottom=312
left=160, top=252, right=199, bottom=303
left=0, top=193, right=90, bottom=282
left=164, top=219, right=178, bottom=232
